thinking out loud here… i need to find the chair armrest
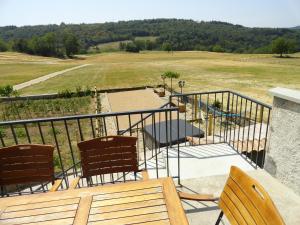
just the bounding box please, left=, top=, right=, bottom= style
left=178, top=191, right=218, bottom=201
left=69, top=177, right=81, bottom=189
left=49, top=179, right=63, bottom=192
left=141, top=170, right=149, bottom=180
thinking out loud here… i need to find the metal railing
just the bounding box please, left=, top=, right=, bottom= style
left=0, top=107, right=180, bottom=196
left=170, top=90, right=272, bottom=169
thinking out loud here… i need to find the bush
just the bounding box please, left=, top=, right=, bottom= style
left=212, top=45, right=224, bottom=52
left=125, top=42, right=140, bottom=53
left=0, top=128, right=6, bottom=138
left=58, top=89, right=73, bottom=98
left=15, top=128, right=26, bottom=138
left=75, top=86, right=84, bottom=97
left=0, top=85, right=18, bottom=97
left=212, top=100, right=222, bottom=110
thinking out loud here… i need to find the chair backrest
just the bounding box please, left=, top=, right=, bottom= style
left=219, top=166, right=285, bottom=225
left=0, top=144, right=55, bottom=186
left=78, top=136, right=139, bottom=178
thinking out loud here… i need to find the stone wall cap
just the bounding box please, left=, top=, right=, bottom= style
left=269, top=87, right=300, bottom=104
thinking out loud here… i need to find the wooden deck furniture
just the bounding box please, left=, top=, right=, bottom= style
left=0, top=144, right=62, bottom=194
left=0, top=177, right=189, bottom=225
left=216, top=166, right=285, bottom=225
left=154, top=88, right=165, bottom=97
left=177, top=166, right=285, bottom=225
left=71, top=136, right=149, bottom=188
left=170, top=99, right=186, bottom=113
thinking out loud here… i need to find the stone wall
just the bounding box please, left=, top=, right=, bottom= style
left=265, top=88, right=300, bottom=195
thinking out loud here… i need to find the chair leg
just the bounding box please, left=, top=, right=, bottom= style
left=215, top=211, right=224, bottom=225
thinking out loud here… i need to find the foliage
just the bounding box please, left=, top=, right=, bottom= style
left=58, top=86, right=92, bottom=98
left=272, top=38, right=295, bottom=57
left=163, top=71, right=180, bottom=79
left=58, top=89, right=73, bottom=98
left=63, top=32, right=80, bottom=57
left=0, top=96, right=92, bottom=121
left=0, top=85, right=19, bottom=97
left=9, top=31, right=80, bottom=58
left=212, top=45, right=224, bottom=52
left=15, top=127, right=26, bottom=138
left=212, top=100, right=222, bottom=110
left=125, top=42, right=140, bottom=53
left=0, top=38, right=8, bottom=52
left=1, top=19, right=300, bottom=54
left=162, top=42, right=172, bottom=52
left=0, top=127, right=6, bottom=138
left=163, top=71, right=180, bottom=93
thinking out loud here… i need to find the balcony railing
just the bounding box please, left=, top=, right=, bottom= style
left=0, top=107, right=180, bottom=196
left=0, top=90, right=272, bottom=197
left=169, top=90, right=272, bottom=168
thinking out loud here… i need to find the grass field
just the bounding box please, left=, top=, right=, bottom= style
left=0, top=52, right=79, bottom=85
left=1, top=51, right=299, bottom=104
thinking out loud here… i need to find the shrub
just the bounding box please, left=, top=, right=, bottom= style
left=0, top=85, right=14, bottom=97
left=125, top=42, right=140, bottom=53
left=58, top=89, right=73, bottom=98
left=75, top=86, right=84, bottom=97
left=0, top=128, right=6, bottom=138
left=212, top=100, right=222, bottom=110
left=15, top=128, right=26, bottom=138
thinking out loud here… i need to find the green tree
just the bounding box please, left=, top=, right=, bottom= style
left=125, top=42, right=140, bottom=53
left=0, top=39, right=8, bottom=52
left=162, top=42, right=172, bottom=52
left=163, top=71, right=180, bottom=93
left=272, top=38, right=289, bottom=57
left=212, top=44, right=224, bottom=52
left=63, top=32, right=80, bottom=57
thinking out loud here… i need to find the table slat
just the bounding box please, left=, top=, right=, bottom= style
left=92, top=193, right=164, bottom=207
left=89, top=205, right=167, bottom=221
left=90, top=198, right=165, bottom=214
left=0, top=210, right=76, bottom=225
left=1, top=204, right=78, bottom=219
left=88, top=212, right=169, bottom=225
left=5, top=197, right=80, bottom=212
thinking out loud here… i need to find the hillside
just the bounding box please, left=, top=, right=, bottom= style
left=1, top=19, right=300, bottom=53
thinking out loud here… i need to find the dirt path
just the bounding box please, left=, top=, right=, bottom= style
left=13, top=64, right=90, bottom=90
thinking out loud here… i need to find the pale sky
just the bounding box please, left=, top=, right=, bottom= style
left=0, top=0, right=299, bottom=28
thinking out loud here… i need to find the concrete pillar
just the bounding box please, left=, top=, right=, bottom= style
left=265, top=87, right=300, bottom=195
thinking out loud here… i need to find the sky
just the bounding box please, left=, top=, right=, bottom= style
left=0, top=0, right=300, bottom=28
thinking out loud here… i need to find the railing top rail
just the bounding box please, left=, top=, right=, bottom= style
left=0, top=107, right=179, bottom=126
left=170, top=90, right=230, bottom=97
left=229, top=91, right=272, bottom=109
left=170, top=90, right=272, bottom=109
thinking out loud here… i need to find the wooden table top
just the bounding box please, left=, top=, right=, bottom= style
left=0, top=177, right=189, bottom=225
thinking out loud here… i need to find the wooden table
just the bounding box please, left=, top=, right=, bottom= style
left=0, top=177, right=189, bottom=225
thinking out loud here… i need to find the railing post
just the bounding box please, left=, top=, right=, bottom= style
left=193, top=95, right=198, bottom=121
left=208, top=113, right=213, bottom=136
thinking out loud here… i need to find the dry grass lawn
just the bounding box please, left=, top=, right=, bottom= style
left=1, top=51, right=299, bottom=104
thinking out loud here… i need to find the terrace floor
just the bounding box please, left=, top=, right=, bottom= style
left=144, top=143, right=300, bottom=225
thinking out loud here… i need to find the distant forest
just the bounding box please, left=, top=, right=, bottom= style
left=0, top=19, right=300, bottom=57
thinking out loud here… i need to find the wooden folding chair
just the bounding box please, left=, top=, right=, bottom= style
left=177, top=166, right=285, bottom=225
left=70, top=136, right=149, bottom=188
left=0, top=144, right=62, bottom=194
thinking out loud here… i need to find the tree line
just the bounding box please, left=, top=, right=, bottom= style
left=0, top=31, right=79, bottom=58
left=0, top=19, right=299, bottom=56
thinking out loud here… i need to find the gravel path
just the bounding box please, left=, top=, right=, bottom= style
left=13, top=64, right=90, bottom=90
